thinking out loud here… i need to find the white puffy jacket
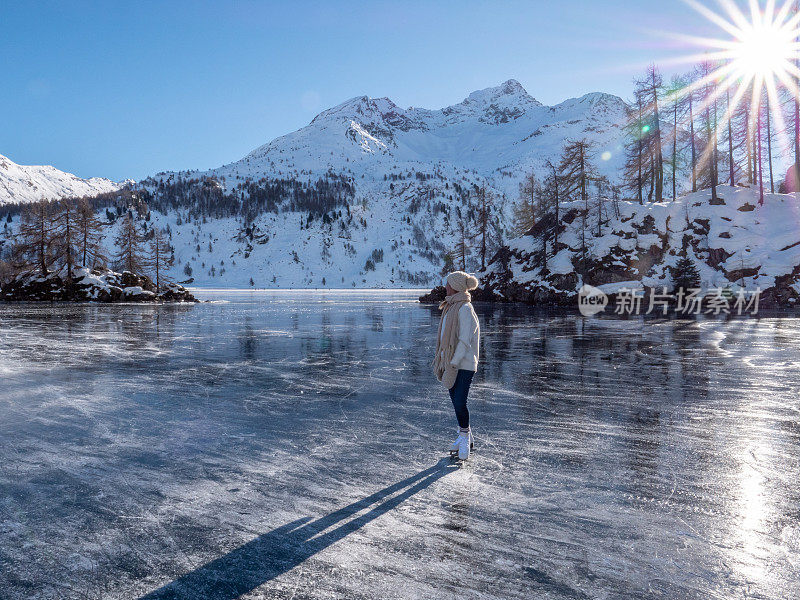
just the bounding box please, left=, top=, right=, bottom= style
left=448, top=303, right=480, bottom=372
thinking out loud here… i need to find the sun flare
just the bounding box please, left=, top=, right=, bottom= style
left=664, top=0, right=800, bottom=200
left=678, top=0, right=800, bottom=87
left=730, top=18, right=798, bottom=78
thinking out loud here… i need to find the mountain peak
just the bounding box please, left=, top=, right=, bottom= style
left=499, top=79, right=527, bottom=95
left=310, top=95, right=408, bottom=126
left=438, top=79, right=541, bottom=124
left=308, top=80, right=546, bottom=130
left=463, top=79, right=536, bottom=105
left=552, top=91, right=628, bottom=116
left=232, top=79, right=626, bottom=181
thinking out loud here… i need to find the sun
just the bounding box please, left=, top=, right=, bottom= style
left=661, top=0, right=800, bottom=202
left=677, top=0, right=800, bottom=86
left=728, top=5, right=800, bottom=79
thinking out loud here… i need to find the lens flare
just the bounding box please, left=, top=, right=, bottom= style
left=675, top=0, right=800, bottom=99
left=728, top=8, right=799, bottom=78
left=662, top=0, right=800, bottom=202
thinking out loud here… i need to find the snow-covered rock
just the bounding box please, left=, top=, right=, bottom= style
left=0, top=154, right=121, bottom=205
left=1, top=268, right=197, bottom=303
left=483, top=186, right=800, bottom=308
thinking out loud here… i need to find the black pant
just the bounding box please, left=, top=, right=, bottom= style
left=448, top=369, right=474, bottom=429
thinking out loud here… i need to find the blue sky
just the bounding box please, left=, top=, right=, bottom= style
left=1, top=0, right=721, bottom=181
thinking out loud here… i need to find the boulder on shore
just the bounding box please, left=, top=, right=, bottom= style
left=1, top=267, right=198, bottom=303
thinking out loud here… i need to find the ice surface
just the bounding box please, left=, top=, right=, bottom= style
left=1, top=291, right=799, bottom=599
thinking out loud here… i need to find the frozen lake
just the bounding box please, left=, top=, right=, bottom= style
left=1, top=290, right=799, bottom=599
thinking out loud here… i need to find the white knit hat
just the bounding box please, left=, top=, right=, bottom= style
left=446, top=271, right=479, bottom=292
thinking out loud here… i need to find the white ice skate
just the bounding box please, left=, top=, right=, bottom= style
left=449, top=428, right=474, bottom=453
left=450, top=428, right=472, bottom=460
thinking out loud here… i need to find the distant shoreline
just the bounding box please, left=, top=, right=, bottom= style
left=184, top=287, right=433, bottom=292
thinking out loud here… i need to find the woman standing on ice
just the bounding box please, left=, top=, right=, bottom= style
left=433, top=271, right=481, bottom=460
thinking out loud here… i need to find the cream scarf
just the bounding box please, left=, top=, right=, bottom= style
left=433, top=291, right=471, bottom=389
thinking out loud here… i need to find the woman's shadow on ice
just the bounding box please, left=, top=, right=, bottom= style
left=139, top=459, right=457, bottom=600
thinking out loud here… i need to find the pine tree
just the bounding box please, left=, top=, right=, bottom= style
left=752, top=93, right=759, bottom=187
left=623, top=87, right=649, bottom=204
left=473, top=186, right=500, bottom=271
left=149, top=227, right=174, bottom=291
left=545, top=160, right=561, bottom=253
left=764, top=93, right=775, bottom=194
left=671, top=256, right=701, bottom=292
left=439, top=251, right=456, bottom=277
left=757, top=88, right=765, bottom=205
left=512, top=173, right=537, bottom=237
left=523, top=162, right=563, bottom=270
left=698, top=61, right=719, bottom=202
left=723, top=88, right=736, bottom=186
left=559, top=139, right=595, bottom=207
left=725, top=87, right=735, bottom=185
left=51, top=198, right=82, bottom=278
left=732, top=82, right=755, bottom=185
left=794, top=10, right=800, bottom=193
left=626, top=74, right=661, bottom=203
left=644, top=65, right=665, bottom=202
left=560, top=139, right=596, bottom=270
left=453, top=209, right=470, bottom=271
left=686, top=71, right=699, bottom=192
left=665, top=75, right=686, bottom=201
left=75, top=197, right=107, bottom=269
left=114, top=212, right=148, bottom=273
left=708, top=68, right=720, bottom=201
left=593, top=176, right=609, bottom=237
left=511, top=194, right=535, bottom=237
left=13, top=200, right=54, bottom=274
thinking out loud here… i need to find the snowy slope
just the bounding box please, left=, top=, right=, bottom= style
left=0, top=154, right=121, bottom=205
left=138, top=80, right=629, bottom=288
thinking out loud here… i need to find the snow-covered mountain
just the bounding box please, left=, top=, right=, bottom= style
left=197, top=79, right=626, bottom=199
left=6, top=81, right=797, bottom=301
left=139, top=80, right=628, bottom=288
left=0, top=154, right=121, bottom=205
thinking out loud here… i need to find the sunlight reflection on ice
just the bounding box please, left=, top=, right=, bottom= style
left=0, top=291, right=798, bottom=599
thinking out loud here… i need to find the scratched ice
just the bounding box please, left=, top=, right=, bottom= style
left=0, top=290, right=798, bottom=599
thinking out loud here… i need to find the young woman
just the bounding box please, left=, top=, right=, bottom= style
left=433, top=271, right=481, bottom=460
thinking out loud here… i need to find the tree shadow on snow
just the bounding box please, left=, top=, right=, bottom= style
left=138, top=458, right=456, bottom=599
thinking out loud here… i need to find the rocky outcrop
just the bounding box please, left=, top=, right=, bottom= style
left=1, top=268, right=198, bottom=303
left=477, top=186, right=800, bottom=309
